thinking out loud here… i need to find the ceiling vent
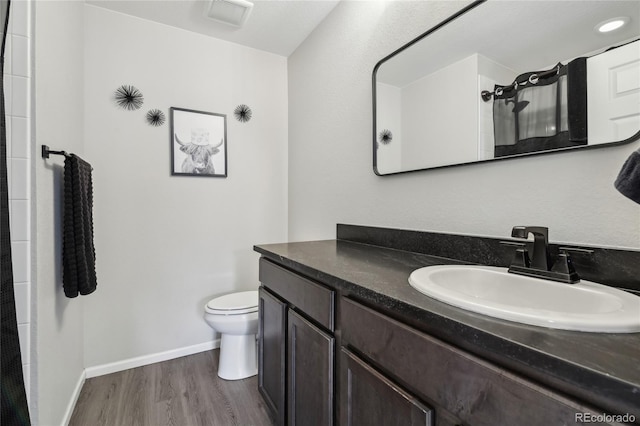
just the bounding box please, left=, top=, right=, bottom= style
left=204, top=0, right=254, bottom=28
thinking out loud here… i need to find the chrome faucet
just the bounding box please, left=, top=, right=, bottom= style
left=506, top=226, right=588, bottom=284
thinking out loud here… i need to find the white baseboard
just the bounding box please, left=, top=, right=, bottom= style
left=84, top=340, right=220, bottom=379
left=61, top=369, right=86, bottom=426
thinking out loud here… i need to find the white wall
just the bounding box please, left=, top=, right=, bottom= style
left=82, top=6, right=288, bottom=369
left=5, top=0, right=33, bottom=414
left=401, top=54, right=478, bottom=170
left=375, top=82, right=401, bottom=174
left=288, top=0, right=640, bottom=249
left=34, top=1, right=86, bottom=425
left=377, top=52, right=517, bottom=171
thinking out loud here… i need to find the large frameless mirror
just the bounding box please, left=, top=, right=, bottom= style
left=373, top=0, right=640, bottom=175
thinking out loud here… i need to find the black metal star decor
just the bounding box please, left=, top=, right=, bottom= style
left=234, top=104, right=252, bottom=123
left=379, top=129, right=393, bottom=145
left=114, top=85, right=144, bottom=110
left=146, top=109, right=166, bottom=127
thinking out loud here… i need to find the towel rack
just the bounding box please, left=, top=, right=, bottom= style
left=41, top=145, right=69, bottom=159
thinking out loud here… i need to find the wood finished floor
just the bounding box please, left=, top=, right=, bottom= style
left=69, top=350, right=273, bottom=426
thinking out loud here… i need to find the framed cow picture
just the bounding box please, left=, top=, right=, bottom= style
left=170, top=107, right=227, bottom=177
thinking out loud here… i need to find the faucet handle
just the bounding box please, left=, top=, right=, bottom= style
left=549, top=247, right=594, bottom=284
left=557, top=246, right=595, bottom=255
left=499, top=241, right=526, bottom=247
left=501, top=241, right=531, bottom=267
left=550, top=249, right=582, bottom=283
left=511, top=226, right=549, bottom=240
left=511, top=247, right=531, bottom=268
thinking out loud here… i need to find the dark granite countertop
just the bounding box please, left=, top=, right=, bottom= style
left=254, top=239, right=640, bottom=418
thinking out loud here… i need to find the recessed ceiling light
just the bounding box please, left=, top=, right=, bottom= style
left=595, top=17, right=630, bottom=33
left=204, top=0, right=254, bottom=28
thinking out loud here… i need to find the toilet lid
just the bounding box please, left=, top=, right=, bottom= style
left=206, top=290, right=259, bottom=314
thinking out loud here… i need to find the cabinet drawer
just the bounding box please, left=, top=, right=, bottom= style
left=341, top=298, right=618, bottom=426
left=259, top=258, right=335, bottom=331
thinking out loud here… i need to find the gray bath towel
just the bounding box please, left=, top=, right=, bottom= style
left=615, top=149, right=640, bottom=205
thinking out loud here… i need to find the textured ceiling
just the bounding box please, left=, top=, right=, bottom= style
left=86, top=0, right=341, bottom=57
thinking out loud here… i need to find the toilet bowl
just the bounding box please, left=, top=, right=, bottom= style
left=204, top=290, right=259, bottom=380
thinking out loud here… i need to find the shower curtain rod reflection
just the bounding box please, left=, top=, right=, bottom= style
left=41, top=144, right=70, bottom=159
left=481, top=65, right=561, bottom=102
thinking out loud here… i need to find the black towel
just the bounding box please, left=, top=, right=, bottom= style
left=615, top=149, right=640, bottom=205
left=63, top=154, right=97, bottom=297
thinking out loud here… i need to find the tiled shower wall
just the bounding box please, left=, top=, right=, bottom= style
left=5, top=0, right=32, bottom=406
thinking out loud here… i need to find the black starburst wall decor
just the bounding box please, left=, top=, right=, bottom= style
left=379, top=129, right=393, bottom=145
left=146, top=109, right=166, bottom=127
left=114, top=85, right=144, bottom=110
left=234, top=104, right=252, bottom=123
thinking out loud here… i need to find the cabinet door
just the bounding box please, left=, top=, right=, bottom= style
left=288, top=309, right=334, bottom=426
left=258, top=287, right=287, bottom=426
left=341, top=298, right=622, bottom=426
left=340, top=348, right=433, bottom=426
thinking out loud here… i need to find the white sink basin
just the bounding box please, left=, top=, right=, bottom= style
left=408, top=265, right=640, bottom=333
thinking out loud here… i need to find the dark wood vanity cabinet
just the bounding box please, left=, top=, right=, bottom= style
left=341, top=297, right=625, bottom=426
left=258, top=255, right=629, bottom=426
left=258, top=258, right=335, bottom=426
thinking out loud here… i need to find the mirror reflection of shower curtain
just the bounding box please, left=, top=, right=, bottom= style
left=493, top=58, right=587, bottom=157
left=1, top=0, right=31, bottom=425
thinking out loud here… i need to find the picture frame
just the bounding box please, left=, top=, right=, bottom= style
left=170, top=107, right=227, bottom=177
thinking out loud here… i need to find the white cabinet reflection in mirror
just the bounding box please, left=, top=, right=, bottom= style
left=374, top=0, right=640, bottom=175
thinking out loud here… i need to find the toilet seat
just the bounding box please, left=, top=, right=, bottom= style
left=206, top=290, right=258, bottom=315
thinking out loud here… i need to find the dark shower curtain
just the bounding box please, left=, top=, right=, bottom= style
left=1, top=0, right=31, bottom=424
left=492, top=58, right=588, bottom=157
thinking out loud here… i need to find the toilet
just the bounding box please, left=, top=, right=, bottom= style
left=204, top=290, right=259, bottom=380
